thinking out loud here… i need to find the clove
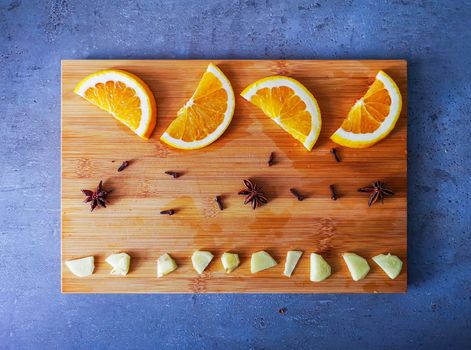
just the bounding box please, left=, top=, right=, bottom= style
left=117, top=160, right=130, bottom=172
left=289, top=188, right=305, bottom=201
left=330, top=148, right=341, bottom=162
left=215, top=196, right=224, bottom=211
left=160, top=209, right=175, bottom=216
left=330, top=185, right=338, bottom=200
left=267, top=152, right=275, bottom=167
left=165, top=171, right=180, bottom=178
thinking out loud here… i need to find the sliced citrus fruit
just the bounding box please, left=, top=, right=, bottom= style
left=160, top=63, right=235, bottom=149
left=74, top=70, right=156, bottom=139
left=240, top=76, right=321, bottom=151
left=331, top=70, right=402, bottom=148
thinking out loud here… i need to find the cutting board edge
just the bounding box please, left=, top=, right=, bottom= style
left=61, top=59, right=408, bottom=294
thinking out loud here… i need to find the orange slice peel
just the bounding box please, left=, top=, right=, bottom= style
left=241, top=76, right=321, bottom=151
left=160, top=63, right=235, bottom=150
left=74, top=69, right=156, bottom=139
left=331, top=70, right=402, bottom=148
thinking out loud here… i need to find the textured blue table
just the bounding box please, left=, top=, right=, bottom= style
left=1, top=0, right=470, bottom=348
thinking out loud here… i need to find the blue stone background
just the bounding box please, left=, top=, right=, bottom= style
left=1, top=0, right=470, bottom=348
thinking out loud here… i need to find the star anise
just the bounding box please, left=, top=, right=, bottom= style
left=81, top=180, right=111, bottom=212
left=358, top=181, right=394, bottom=207
left=238, top=179, right=268, bottom=209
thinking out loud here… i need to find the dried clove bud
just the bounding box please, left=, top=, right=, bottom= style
left=215, top=196, right=224, bottom=211
left=160, top=209, right=175, bottom=216
left=117, top=160, right=130, bottom=172
left=330, top=185, right=338, bottom=200
left=289, top=188, right=305, bottom=201
left=330, top=148, right=341, bottom=162
left=268, top=152, right=276, bottom=167
left=164, top=171, right=180, bottom=178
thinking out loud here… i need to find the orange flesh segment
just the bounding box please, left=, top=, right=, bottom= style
left=341, top=79, right=392, bottom=133
left=166, top=71, right=227, bottom=142
left=84, top=81, right=142, bottom=129
left=250, top=86, right=311, bottom=137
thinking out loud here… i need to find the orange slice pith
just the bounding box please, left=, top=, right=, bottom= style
left=74, top=70, right=156, bottom=139
left=160, top=63, right=235, bottom=149
left=331, top=70, right=402, bottom=148
left=240, top=76, right=321, bottom=151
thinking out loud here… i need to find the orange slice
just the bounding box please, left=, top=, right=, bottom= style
left=331, top=71, right=402, bottom=148
left=160, top=63, right=235, bottom=149
left=74, top=70, right=156, bottom=139
left=240, top=76, right=321, bottom=151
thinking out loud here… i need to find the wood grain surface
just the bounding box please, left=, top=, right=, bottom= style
left=61, top=60, right=407, bottom=293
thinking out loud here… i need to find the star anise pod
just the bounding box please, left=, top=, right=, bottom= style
left=81, top=180, right=112, bottom=212
left=238, top=179, right=268, bottom=209
left=358, top=181, right=394, bottom=207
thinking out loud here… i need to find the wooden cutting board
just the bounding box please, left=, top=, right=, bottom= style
left=61, top=60, right=407, bottom=293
